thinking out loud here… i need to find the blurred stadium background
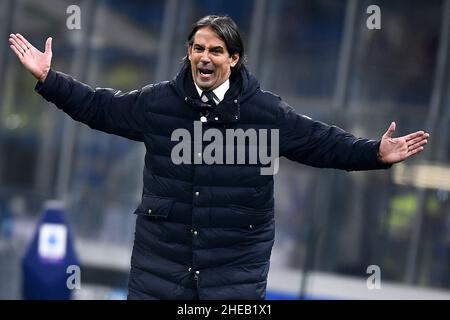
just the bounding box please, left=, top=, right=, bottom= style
left=0, top=0, right=449, bottom=299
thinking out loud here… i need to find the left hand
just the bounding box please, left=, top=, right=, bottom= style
left=378, top=122, right=430, bottom=164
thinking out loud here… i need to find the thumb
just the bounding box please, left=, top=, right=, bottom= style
left=384, top=121, right=396, bottom=138
left=45, top=37, right=52, bottom=53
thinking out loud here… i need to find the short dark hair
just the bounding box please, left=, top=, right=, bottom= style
left=183, top=15, right=246, bottom=71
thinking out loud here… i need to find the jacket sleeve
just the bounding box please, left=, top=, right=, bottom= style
left=35, top=69, right=149, bottom=142
left=276, top=100, right=391, bottom=171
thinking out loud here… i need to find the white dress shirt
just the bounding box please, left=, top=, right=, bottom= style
left=194, top=79, right=229, bottom=105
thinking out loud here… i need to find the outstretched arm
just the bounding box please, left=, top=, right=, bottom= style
left=277, top=100, right=430, bottom=171
left=277, top=100, right=391, bottom=171
left=378, top=122, right=429, bottom=164
left=9, top=33, right=52, bottom=82
left=8, top=33, right=149, bottom=142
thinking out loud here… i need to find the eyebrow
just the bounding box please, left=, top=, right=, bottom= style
left=193, top=44, right=224, bottom=51
left=210, top=46, right=224, bottom=51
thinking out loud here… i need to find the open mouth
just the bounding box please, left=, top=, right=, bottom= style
left=198, top=67, right=214, bottom=77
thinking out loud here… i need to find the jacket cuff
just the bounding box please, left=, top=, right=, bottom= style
left=34, top=68, right=57, bottom=98
left=375, top=140, right=392, bottom=169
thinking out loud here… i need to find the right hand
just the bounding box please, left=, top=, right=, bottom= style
left=9, top=33, right=52, bottom=82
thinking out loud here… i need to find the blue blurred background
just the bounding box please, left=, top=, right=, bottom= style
left=0, top=0, right=449, bottom=299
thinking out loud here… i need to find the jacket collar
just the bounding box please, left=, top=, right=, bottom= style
left=171, top=64, right=259, bottom=124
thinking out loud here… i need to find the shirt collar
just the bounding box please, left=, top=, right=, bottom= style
left=194, top=79, right=230, bottom=104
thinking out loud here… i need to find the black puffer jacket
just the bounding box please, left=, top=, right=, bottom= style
left=36, top=64, right=389, bottom=299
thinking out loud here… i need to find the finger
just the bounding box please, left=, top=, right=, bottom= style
left=407, top=135, right=427, bottom=146
left=9, top=37, right=26, bottom=54
left=12, top=33, right=28, bottom=51
left=404, top=131, right=425, bottom=142
left=15, top=33, right=35, bottom=50
left=384, top=122, right=396, bottom=138
left=45, top=37, right=52, bottom=53
left=10, top=45, right=24, bottom=61
left=408, top=139, right=428, bottom=151
left=407, top=146, right=424, bottom=157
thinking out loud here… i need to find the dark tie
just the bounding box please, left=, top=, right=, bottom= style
left=201, top=90, right=217, bottom=107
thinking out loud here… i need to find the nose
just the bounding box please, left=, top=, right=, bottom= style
left=200, top=51, right=211, bottom=64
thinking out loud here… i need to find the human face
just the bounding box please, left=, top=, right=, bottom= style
left=188, top=26, right=239, bottom=91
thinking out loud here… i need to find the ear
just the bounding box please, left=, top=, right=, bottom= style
left=230, top=53, right=240, bottom=67
left=187, top=45, right=193, bottom=62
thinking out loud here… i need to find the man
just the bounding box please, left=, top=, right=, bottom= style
left=9, top=15, right=429, bottom=300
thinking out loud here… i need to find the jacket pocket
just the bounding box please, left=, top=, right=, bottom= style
left=133, top=193, right=174, bottom=219
left=228, top=205, right=274, bottom=228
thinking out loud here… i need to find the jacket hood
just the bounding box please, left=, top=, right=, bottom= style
left=170, top=63, right=260, bottom=124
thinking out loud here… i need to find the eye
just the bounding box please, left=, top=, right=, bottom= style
left=193, top=46, right=203, bottom=53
